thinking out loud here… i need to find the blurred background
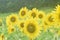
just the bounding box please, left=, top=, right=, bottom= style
left=0, top=0, right=60, bottom=40
left=0, top=0, right=60, bottom=13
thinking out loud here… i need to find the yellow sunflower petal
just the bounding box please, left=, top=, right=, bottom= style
left=55, top=4, right=60, bottom=13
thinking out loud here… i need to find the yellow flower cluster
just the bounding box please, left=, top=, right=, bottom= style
left=0, top=4, right=60, bottom=40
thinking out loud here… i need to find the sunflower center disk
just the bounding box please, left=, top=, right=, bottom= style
left=11, top=28, right=14, bottom=32
left=31, top=13, right=36, bottom=18
left=0, top=22, right=2, bottom=26
left=11, top=17, right=16, bottom=22
left=20, top=23, right=24, bottom=28
left=38, top=14, right=43, bottom=19
left=27, top=23, right=36, bottom=33
left=48, top=16, right=54, bottom=22
left=21, top=11, right=26, bottom=16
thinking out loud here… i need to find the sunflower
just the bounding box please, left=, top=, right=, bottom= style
left=7, top=25, right=15, bottom=34
left=6, top=14, right=19, bottom=26
left=53, top=10, right=60, bottom=26
left=36, top=11, right=46, bottom=24
left=23, top=19, right=41, bottom=39
left=48, top=11, right=60, bottom=28
left=17, top=20, right=25, bottom=32
left=0, top=34, right=4, bottom=40
left=37, top=11, right=46, bottom=20
left=19, top=7, right=28, bottom=19
left=45, top=13, right=56, bottom=26
left=28, top=8, right=38, bottom=19
left=42, top=21, right=50, bottom=32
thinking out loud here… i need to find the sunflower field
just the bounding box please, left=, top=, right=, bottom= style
left=0, top=0, right=60, bottom=40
